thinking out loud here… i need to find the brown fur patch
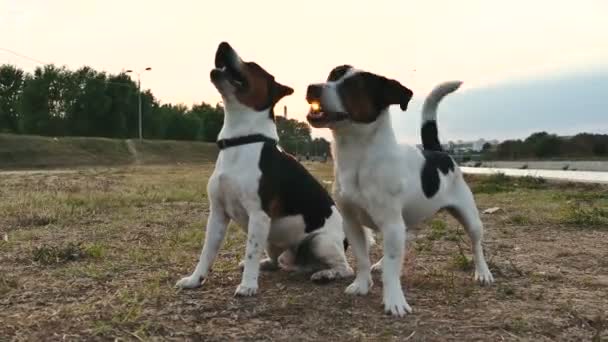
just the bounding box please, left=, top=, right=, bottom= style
left=235, top=63, right=293, bottom=114
left=336, top=72, right=413, bottom=123
left=235, top=63, right=274, bottom=111
left=267, top=197, right=284, bottom=218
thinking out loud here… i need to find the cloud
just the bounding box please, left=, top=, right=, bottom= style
left=391, top=68, right=608, bottom=144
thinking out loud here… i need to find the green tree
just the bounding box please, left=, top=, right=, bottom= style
left=65, top=67, right=112, bottom=137
left=276, top=116, right=312, bottom=155
left=19, top=65, right=69, bottom=136
left=0, top=65, right=24, bottom=133
left=161, top=104, right=200, bottom=140
left=104, top=73, right=136, bottom=138
left=191, top=102, right=224, bottom=142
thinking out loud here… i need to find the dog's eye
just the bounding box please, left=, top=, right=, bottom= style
left=310, top=102, right=321, bottom=111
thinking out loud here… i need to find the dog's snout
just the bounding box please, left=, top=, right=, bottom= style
left=306, top=84, right=324, bottom=102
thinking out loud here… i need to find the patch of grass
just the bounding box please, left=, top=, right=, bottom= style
left=112, top=288, right=144, bottom=324
left=562, top=204, right=608, bottom=227
left=506, top=214, right=531, bottom=225
left=505, top=316, right=530, bottom=334
left=414, top=239, right=432, bottom=253
left=12, top=210, right=58, bottom=228
left=450, top=252, right=473, bottom=272
left=84, top=243, right=107, bottom=259
left=516, top=175, right=547, bottom=189
left=472, top=173, right=547, bottom=194
left=32, top=242, right=97, bottom=264
left=472, top=173, right=513, bottom=194
left=0, top=275, right=18, bottom=295
left=496, top=284, right=517, bottom=300
left=427, top=219, right=448, bottom=241
left=556, top=190, right=608, bottom=202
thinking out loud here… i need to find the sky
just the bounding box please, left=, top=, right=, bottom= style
left=2, top=0, right=608, bottom=142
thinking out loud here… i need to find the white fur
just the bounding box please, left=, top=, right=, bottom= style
left=176, top=54, right=353, bottom=295
left=322, top=75, right=494, bottom=317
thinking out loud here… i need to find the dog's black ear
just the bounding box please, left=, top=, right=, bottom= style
left=272, top=82, right=294, bottom=104
left=382, top=78, right=413, bottom=111
left=327, top=65, right=353, bottom=82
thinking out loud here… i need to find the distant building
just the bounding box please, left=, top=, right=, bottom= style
left=447, top=138, right=499, bottom=153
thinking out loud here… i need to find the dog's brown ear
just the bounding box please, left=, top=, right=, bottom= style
left=272, top=82, right=294, bottom=104
left=382, top=78, right=413, bottom=111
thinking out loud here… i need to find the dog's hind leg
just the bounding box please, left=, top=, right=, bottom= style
left=239, top=243, right=282, bottom=271
left=309, top=233, right=354, bottom=282
left=447, top=182, right=494, bottom=285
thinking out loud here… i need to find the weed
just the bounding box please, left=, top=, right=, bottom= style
left=414, top=239, right=432, bottom=253
left=505, top=316, right=529, bottom=334
left=496, top=284, right=516, bottom=300
left=84, top=243, right=106, bottom=259
left=507, top=214, right=530, bottom=225
left=563, top=204, right=608, bottom=227
left=450, top=252, right=473, bottom=272
left=472, top=173, right=513, bottom=194
left=472, top=173, right=546, bottom=194
left=32, top=242, right=96, bottom=264
left=427, top=219, right=448, bottom=241
left=516, top=175, right=547, bottom=189
left=0, top=275, right=18, bottom=295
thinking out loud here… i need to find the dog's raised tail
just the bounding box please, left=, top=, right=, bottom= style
left=421, top=81, right=462, bottom=151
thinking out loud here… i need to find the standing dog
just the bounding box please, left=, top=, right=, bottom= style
left=176, top=43, right=353, bottom=296
left=305, top=66, right=494, bottom=316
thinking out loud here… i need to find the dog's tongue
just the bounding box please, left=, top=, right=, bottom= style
left=307, top=102, right=324, bottom=118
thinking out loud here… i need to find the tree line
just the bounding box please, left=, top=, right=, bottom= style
left=0, top=64, right=330, bottom=156
left=485, top=132, right=608, bottom=160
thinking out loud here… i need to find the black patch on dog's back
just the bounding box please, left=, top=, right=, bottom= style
left=420, top=150, right=455, bottom=198
left=421, top=120, right=443, bottom=151
left=258, top=143, right=334, bottom=232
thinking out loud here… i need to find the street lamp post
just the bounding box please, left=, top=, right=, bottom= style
left=126, top=67, right=152, bottom=140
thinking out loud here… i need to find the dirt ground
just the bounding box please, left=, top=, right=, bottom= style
left=1, top=163, right=607, bottom=341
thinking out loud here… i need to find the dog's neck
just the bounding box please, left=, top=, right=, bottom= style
left=331, top=109, right=398, bottom=166
left=218, top=101, right=279, bottom=141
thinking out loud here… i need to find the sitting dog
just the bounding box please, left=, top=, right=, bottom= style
left=305, top=66, right=494, bottom=316
left=176, top=43, right=353, bottom=296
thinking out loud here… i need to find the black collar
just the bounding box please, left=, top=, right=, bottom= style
left=216, top=134, right=277, bottom=150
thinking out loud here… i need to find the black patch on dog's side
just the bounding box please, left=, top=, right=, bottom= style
left=420, top=150, right=455, bottom=198
left=421, top=120, right=443, bottom=152
left=258, top=142, right=334, bottom=233
left=327, top=65, right=353, bottom=82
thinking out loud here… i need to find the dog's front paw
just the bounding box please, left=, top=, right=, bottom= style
left=259, top=258, right=279, bottom=271
left=345, top=275, right=373, bottom=295
left=383, top=288, right=412, bottom=317
left=475, top=267, right=495, bottom=285
left=234, top=283, right=258, bottom=296
left=175, top=275, right=204, bottom=289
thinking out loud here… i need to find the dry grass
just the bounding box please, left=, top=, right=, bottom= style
left=0, top=133, right=218, bottom=170
left=1, top=164, right=607, bottom=341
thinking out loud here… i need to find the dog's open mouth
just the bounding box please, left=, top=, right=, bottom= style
left=212, top=43, right=248, bottom=90
left=306, top=101, right=348, bottom=127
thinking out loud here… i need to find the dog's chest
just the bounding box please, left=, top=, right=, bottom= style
left=211, top=145, right=264, bottom=225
